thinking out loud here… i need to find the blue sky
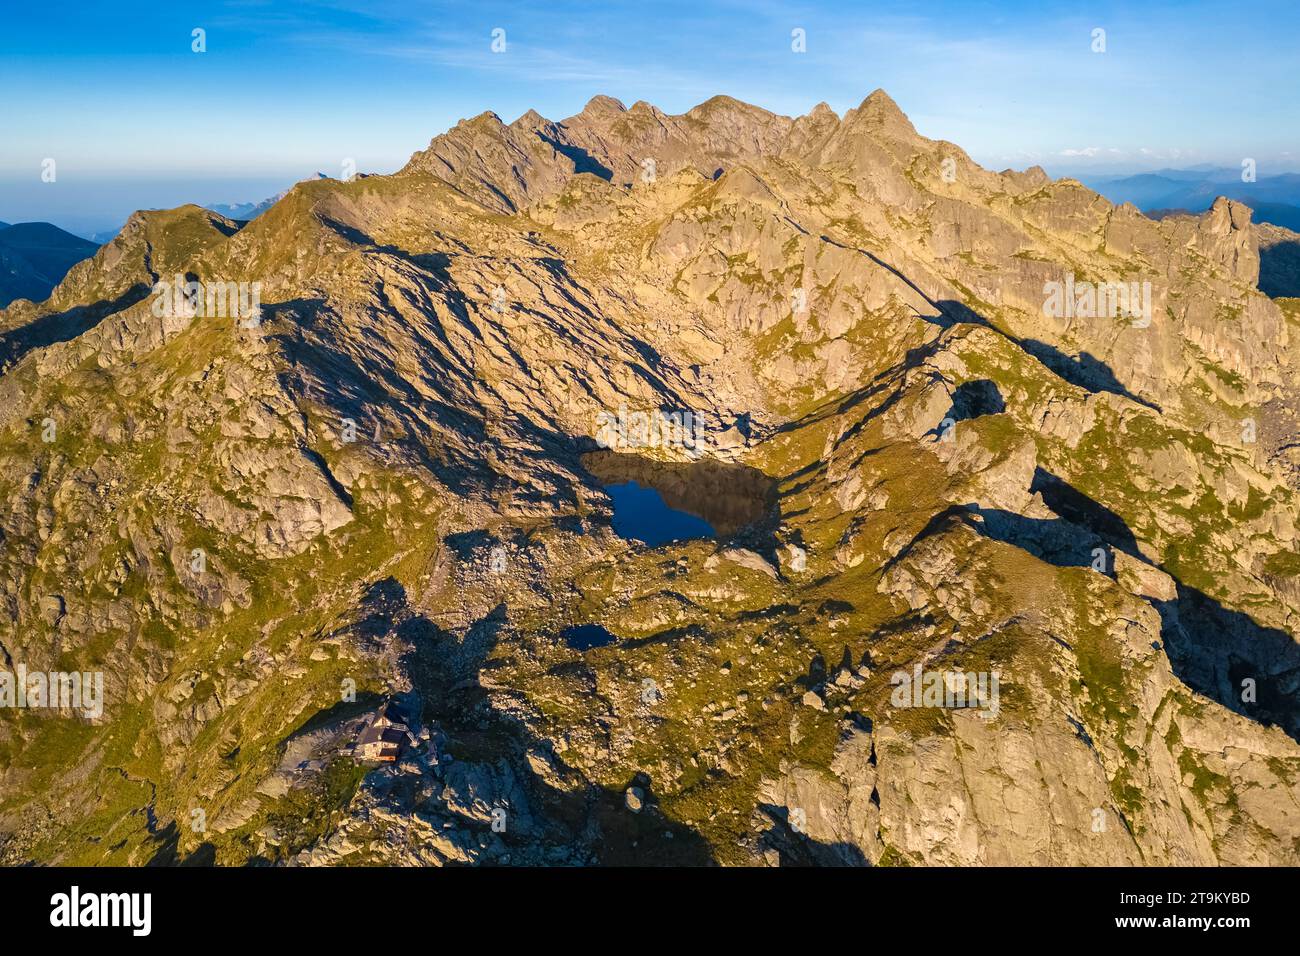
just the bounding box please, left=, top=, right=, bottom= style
left=2, top=0, right=1297, bottom=236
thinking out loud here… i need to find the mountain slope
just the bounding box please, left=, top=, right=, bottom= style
left=0, top=222, right=99, bottom=308
left=0, top=92, right=1297, bottom=866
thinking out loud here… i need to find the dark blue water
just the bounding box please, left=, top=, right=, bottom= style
left=562, top=623, right=618, bottom=650
left=605, top=480, right=716, bottom=547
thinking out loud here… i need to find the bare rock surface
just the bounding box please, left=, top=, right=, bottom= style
left=0, top=91, right=1296, bottom=867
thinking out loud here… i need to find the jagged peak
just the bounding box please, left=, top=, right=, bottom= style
left=580, top=94, right=626, bottom=115
left=688, top=94, right=758, bottom=114
left=684, top=95, right=788, bottom=131
left=459, top=110, right=506, bottom=129
left=1206, top=195, right=1254, bottom=231
left=846, top=88, right=917, bottom=136
left=510, top=108, right=549, bottom=130
left=628, top=99, right=665, bottom=117
left=998, top=164, right=1052, bottom=192
left=860, top=88, right=902, bottom=113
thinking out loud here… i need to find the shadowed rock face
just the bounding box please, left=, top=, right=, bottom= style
left=1258, top=222, right=1300, bottom=298
left=0, top=91, right=1297, bottom=868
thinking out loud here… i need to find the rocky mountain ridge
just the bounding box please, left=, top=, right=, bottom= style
left=0, top=90, right=1296, bottom=866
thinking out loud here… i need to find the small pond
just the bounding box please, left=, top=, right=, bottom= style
left=562, top=623, right=618, bottom=650
left=582, top=450, right=777, bottom=546
left=605, top=480, right=716, bottom=546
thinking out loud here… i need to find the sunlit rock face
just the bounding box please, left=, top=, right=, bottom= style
left=0, top=91, right=1297, bottom=867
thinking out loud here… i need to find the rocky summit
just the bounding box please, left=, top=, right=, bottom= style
left=0, top=91, right=1297, bottom=867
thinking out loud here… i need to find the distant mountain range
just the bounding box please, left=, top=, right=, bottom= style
left=205, top=195, right=285, bottom=222
left=206, top=172, right=332, bottom=221
left=0, top=221, right=99, bottom=307
left=1082, top=167, right=1300, bottom=230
